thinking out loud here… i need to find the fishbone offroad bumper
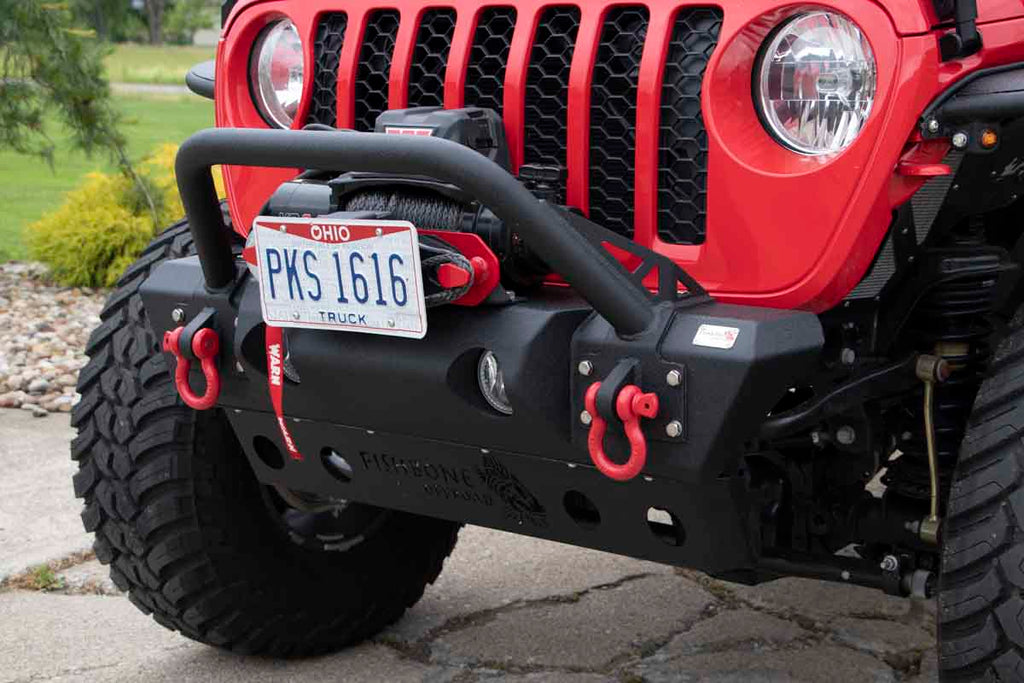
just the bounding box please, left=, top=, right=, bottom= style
left=142, top=128, right=826, bottom=581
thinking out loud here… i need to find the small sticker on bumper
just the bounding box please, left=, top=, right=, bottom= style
left=693, top=324, right=740, bottom=350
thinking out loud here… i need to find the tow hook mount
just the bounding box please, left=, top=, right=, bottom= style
left=572, top=301, right=824, bottom=484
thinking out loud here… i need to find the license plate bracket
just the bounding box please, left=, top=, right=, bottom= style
left=252, top=217, right=427, bottom=339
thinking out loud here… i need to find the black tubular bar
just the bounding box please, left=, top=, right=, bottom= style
left=757, top=554, right=886, bottom=592
left=175, top=128, right=657, bottom=336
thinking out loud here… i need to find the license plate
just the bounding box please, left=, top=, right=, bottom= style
left=252, top=217, right=427, bottom=339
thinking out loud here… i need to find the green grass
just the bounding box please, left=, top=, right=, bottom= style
left=105, top=44, right=215, bottom=85
left=0, top=94, right=214, bottom=260
left=27, top=565, right=66, bottom=592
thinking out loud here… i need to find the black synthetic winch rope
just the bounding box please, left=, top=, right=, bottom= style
left=421, top=244, right=475, bottom=307
left=344, top=189, right=463, bottom=232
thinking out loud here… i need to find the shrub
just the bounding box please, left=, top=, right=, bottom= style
left=163, top=0, right=216, bottom=45
left=27, top=144, right=223, bottom=287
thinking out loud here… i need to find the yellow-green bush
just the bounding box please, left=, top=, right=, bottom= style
left=26, top=144, right=224, bottom=287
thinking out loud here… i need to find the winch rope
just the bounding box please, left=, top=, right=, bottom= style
left=421, top=243, right=475, bottom=307
left=344, top=189, right=463, bottom=231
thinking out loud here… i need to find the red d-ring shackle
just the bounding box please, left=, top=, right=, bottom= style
left=584, top=381, right=659, bottom=482
left=163, top=326, right=221, bottom=411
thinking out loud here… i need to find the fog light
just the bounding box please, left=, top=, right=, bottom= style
left=478, top=351, right=513, bottom=415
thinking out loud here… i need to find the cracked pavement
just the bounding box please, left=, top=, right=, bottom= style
left=0, top=409, right=938, bottom=682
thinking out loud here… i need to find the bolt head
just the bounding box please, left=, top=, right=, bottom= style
left=375, top=228, right=383, bottom=236
left=841, top=348, right=856, bottom=366
left=292, top=311, right=301, bottom=321
left=578, top=360, right=594, bottom=376
left=666, top=369, right=682, bottom=387
left=836, top=425, right=856, bottom=446
left=880, top=555, right=899, bottom=572
left=171, top=308, right=185, bottom=323
left=927, top=119, right=940, bottom=133
left=580, top=410, right=593, bottom=426
left=279, top=225, right=287, bottom=232
left=952, top=131, right=969, bottom=149
left=666, top=420, right=683, bottom=438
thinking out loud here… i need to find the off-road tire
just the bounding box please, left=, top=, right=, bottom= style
left=71, top=217, right=460, bottom=656
left=939, top=307, right=1024, bottom=680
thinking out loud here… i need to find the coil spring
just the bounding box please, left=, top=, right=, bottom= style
left=884, top=232, right=1003, bottom=501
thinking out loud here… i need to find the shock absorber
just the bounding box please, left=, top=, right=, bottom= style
left=884, top=224, right=1007, bottom=528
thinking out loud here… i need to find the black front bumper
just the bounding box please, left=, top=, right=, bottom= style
left=149, top=128, right=825, bottom=577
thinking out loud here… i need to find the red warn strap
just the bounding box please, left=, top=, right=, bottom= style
left=265, top=325, right=303, bottom=461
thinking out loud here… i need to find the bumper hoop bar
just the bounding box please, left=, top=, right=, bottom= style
left=176, top=128, right=673, bottom=336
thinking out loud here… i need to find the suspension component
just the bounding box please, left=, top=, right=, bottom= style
left=915, top=355, right=952, bottom=544
left=884, top=235, right=1007, bottom=504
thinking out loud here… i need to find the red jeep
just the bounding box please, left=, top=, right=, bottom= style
left=73, top=0, right=1024, bottom=678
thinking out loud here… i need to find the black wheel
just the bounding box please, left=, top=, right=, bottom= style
left=939, top=307, right=1024, bottom=680
left=71, top=217, right=460, bottom=656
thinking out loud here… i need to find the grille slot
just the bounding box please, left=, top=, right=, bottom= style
left=523, top=6, right=580, bottom=179
left=355, top=10, right=401, bottom=131
left=656, top=9, right=722, bottom=245
left=409, top=9, right=457, bottom=108
left=310, top=13, right=348, bottom=127
left=465, top=7, right=517, bottom=116
left=589, top=6, right=649, bottom=237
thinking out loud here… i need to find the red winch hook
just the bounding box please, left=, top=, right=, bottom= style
left=584, top=381, right=659, bottom=482
left=163, top=323, right=222, bottom=411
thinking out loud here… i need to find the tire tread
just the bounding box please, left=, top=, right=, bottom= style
left=71, top=217, right=459, bottom=656
left=941, top=320, right=1024, bottom=681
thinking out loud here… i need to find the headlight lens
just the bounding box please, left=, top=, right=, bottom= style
left=250, top=19, right=304, bottom=128
left=756, top=11, right=876, bottom=156
left=477, top=351, right=513, bottom=416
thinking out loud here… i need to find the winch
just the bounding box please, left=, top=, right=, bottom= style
left=256, top=107, right=550, bottom=300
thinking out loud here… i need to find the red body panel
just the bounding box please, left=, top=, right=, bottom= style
left=878, top=0, right=1024, bottom=34
left=215, top=0, right=1024, bottom=312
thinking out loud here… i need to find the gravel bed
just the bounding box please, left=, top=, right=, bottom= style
left=0, top=263, right=106, bottom=416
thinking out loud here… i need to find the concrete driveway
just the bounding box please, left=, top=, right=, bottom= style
left=0, top=409, right=938, bottom=682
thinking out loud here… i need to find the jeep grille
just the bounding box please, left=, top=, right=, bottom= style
left=307, top=4, right=723, bottom=245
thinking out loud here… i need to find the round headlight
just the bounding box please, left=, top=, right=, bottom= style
left=756, top=11, right=876, bottom=156
left=250, top=19, right=304, bottom=128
